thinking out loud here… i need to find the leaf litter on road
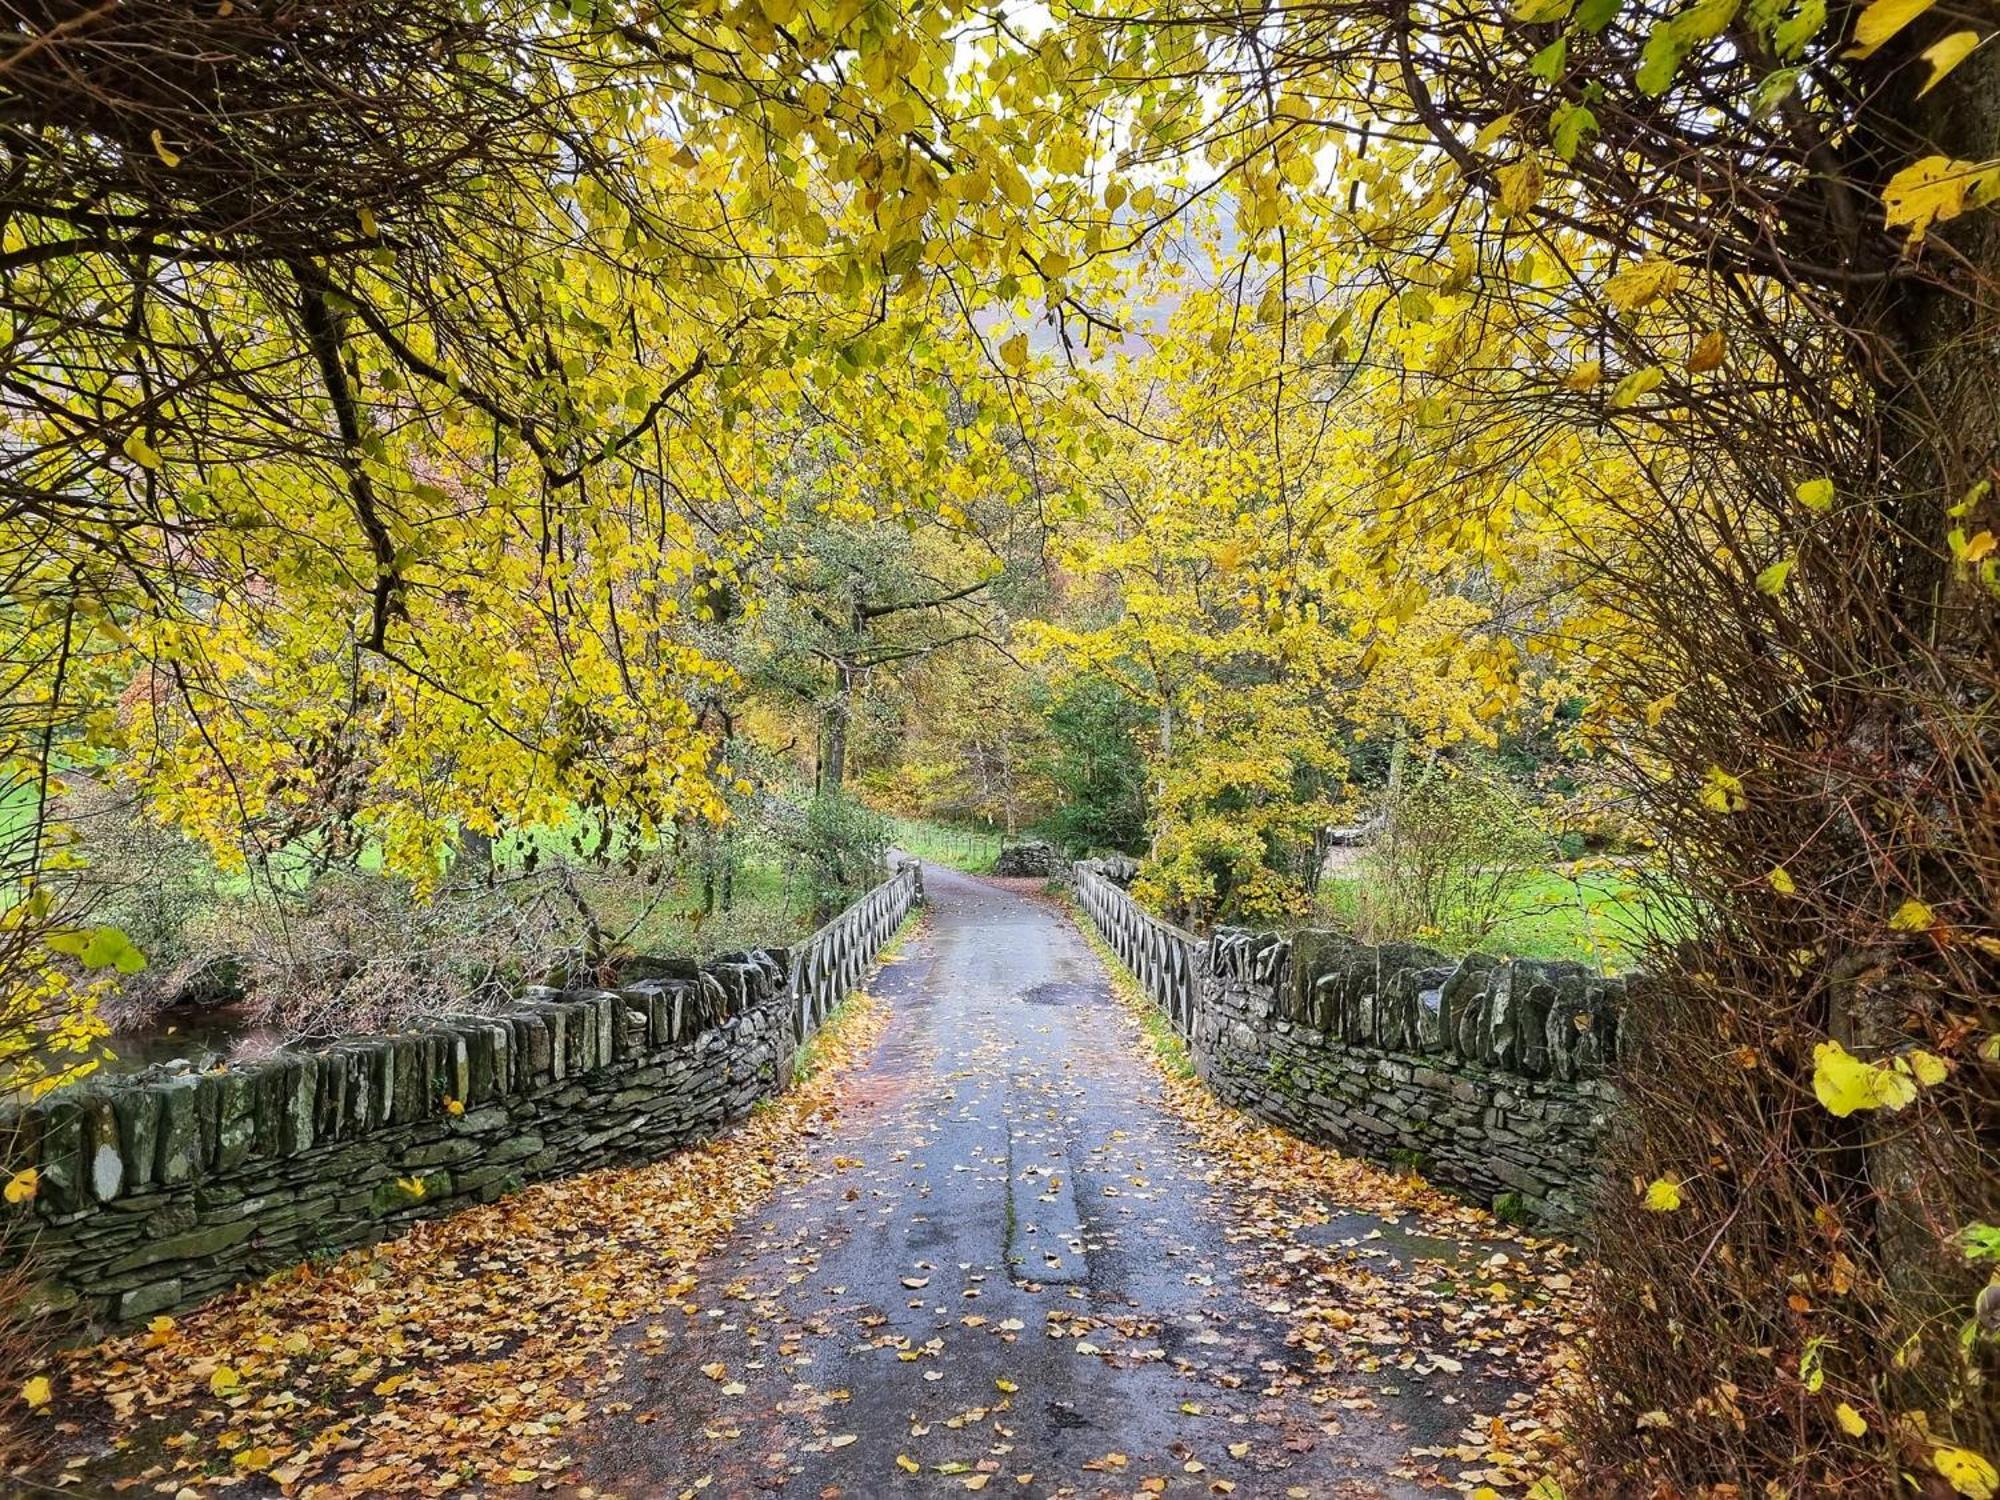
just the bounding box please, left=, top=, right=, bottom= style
left=19, top=996, right=891, bottom=1498
left=1103, top=961, right=1581, bottom=1496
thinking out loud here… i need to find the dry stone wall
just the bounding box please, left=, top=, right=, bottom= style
left=1074, top=861, right=1622, bottom=1225
left=2, top=863, right=922, bottom=1327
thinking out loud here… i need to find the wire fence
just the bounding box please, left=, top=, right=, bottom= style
left=883, top=816, right=1004, bottom=873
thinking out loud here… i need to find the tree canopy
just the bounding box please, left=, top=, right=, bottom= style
left=4, top=0, right=1995, bottom=1488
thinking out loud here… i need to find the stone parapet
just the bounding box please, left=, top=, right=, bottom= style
left=2, top=863, right=921, bottom=1325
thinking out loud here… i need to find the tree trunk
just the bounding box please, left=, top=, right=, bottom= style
left=1846, top=34, right=2000, bottom=1402
left=1869, top=35, right=2000, bottom=657
left=820, top=661, right=853, bottom=792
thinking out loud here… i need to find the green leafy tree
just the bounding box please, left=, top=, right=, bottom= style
left=1031, top=677, right=1149, bottom=856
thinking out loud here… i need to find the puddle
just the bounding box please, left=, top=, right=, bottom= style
left=1294, top=1210, right=1522, bottom=1269
left=1019, top=981, right=1098, bottom=1007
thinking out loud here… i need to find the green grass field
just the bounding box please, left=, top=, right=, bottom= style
left=587, top=855, right=808, bottom=958
left=883, top=815, right=1004, bottom=874
left=1312, top=862, right=1674, bottom=971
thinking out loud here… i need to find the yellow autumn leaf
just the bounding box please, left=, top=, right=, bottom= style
left=896, top=1454, right=921, bottom=1473
left=1604, top=260, right=1683, bottom=311
left=1934, top=1445, right=1999, bottom=1500
left=1848, top=0, right=1935, bottom=56
left=123, top=430, right=162, bottom=470
left=1608, top=366, right=1665, bottom=409
left=1951, top=529, right=1996, bottom=563
left=209, top=1364, right=242, bottom=1396
left=1525, top=1479, right=1567, bottom=1500
left=1800, top=1337, right=1826, bottom=1392
left=1497, top=156, right=1543, bottom=216
left=444, top=1097, right=465, bottom=1116
left=1834, top=1401, right=1867, bottom=1436
left=1812, top=1039, right=1917, bottom=1116
left=234, top=1446, right=276, bottom=1472
left=1565, top=360, right=1603, bottom=391
left=1769, top=866, right=1796, bottom=895
left=1890, top=897, right=1935, bottom=931
left=1796, top=477, right=1835, bottom=512
left=999, top=333, right=1029, bottom=371
left=1642, top=1175, right=1683, bottom=1211
left=4, top=1166, right=38, bottom=1204
left=1688, top=329, right=1725, bottom=372
left=1473, top=112, right=1519, bottom=152
left=395, top=1175, right=428, bottom=1198
left=1883, top=156, right=2000, bottom=244
left=21, top=1375, right=51, bottom=1409
left=1755, top=557, right=1796, bottom=595
left=1907, top=1049, right=1949, bottom=1086
left=1919, top=31, right=1985, bottom=95
left=1699, top=766, right=1746, bottom=813
left=359, top=205, right=379, bottom=237
left=149, top=128, right=182, bottom=168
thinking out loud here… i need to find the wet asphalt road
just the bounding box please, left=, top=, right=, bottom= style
left=578, top=866, right=1476, bottom=1499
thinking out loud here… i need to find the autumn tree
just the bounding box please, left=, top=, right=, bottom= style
left=0, top=0, right=1102, bottom=1088
left=1027, top=264, right=1562, bottom=926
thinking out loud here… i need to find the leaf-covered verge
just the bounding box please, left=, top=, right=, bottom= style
left=1074, top=897, right=1585, bottom=1497
left=3, top=993, right=889, bottom=1497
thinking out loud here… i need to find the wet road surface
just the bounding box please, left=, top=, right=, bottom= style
left=578, top=865, right=1529, bottom=1499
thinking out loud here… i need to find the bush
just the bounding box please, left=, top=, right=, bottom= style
left=207, top=868, right=589, bottom=1041
left=1355, top=758, right=1548, bottom=949
left=57, top=782, right=223, bottom=1009
left=771, top=792, right=888, bottom=925
left=1136, top=811, right=1312, bottom=930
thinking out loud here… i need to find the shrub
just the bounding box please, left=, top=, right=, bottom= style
left=1355, top=758, right=1548, bottom=949
left=1030, top=676, right=1149, bottom=856
left=57, top=783, right=223, bottom=1011
left=206, top=868, right=587, bottom=1042
left=1136, top=811, right=1312, bottom=930
left=770, top=792, right=888, bottom=925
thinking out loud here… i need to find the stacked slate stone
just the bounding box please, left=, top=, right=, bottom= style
left=992, top=840, right=1058, bottom=877
left=1074, top=861, right=1625, bottom=1227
